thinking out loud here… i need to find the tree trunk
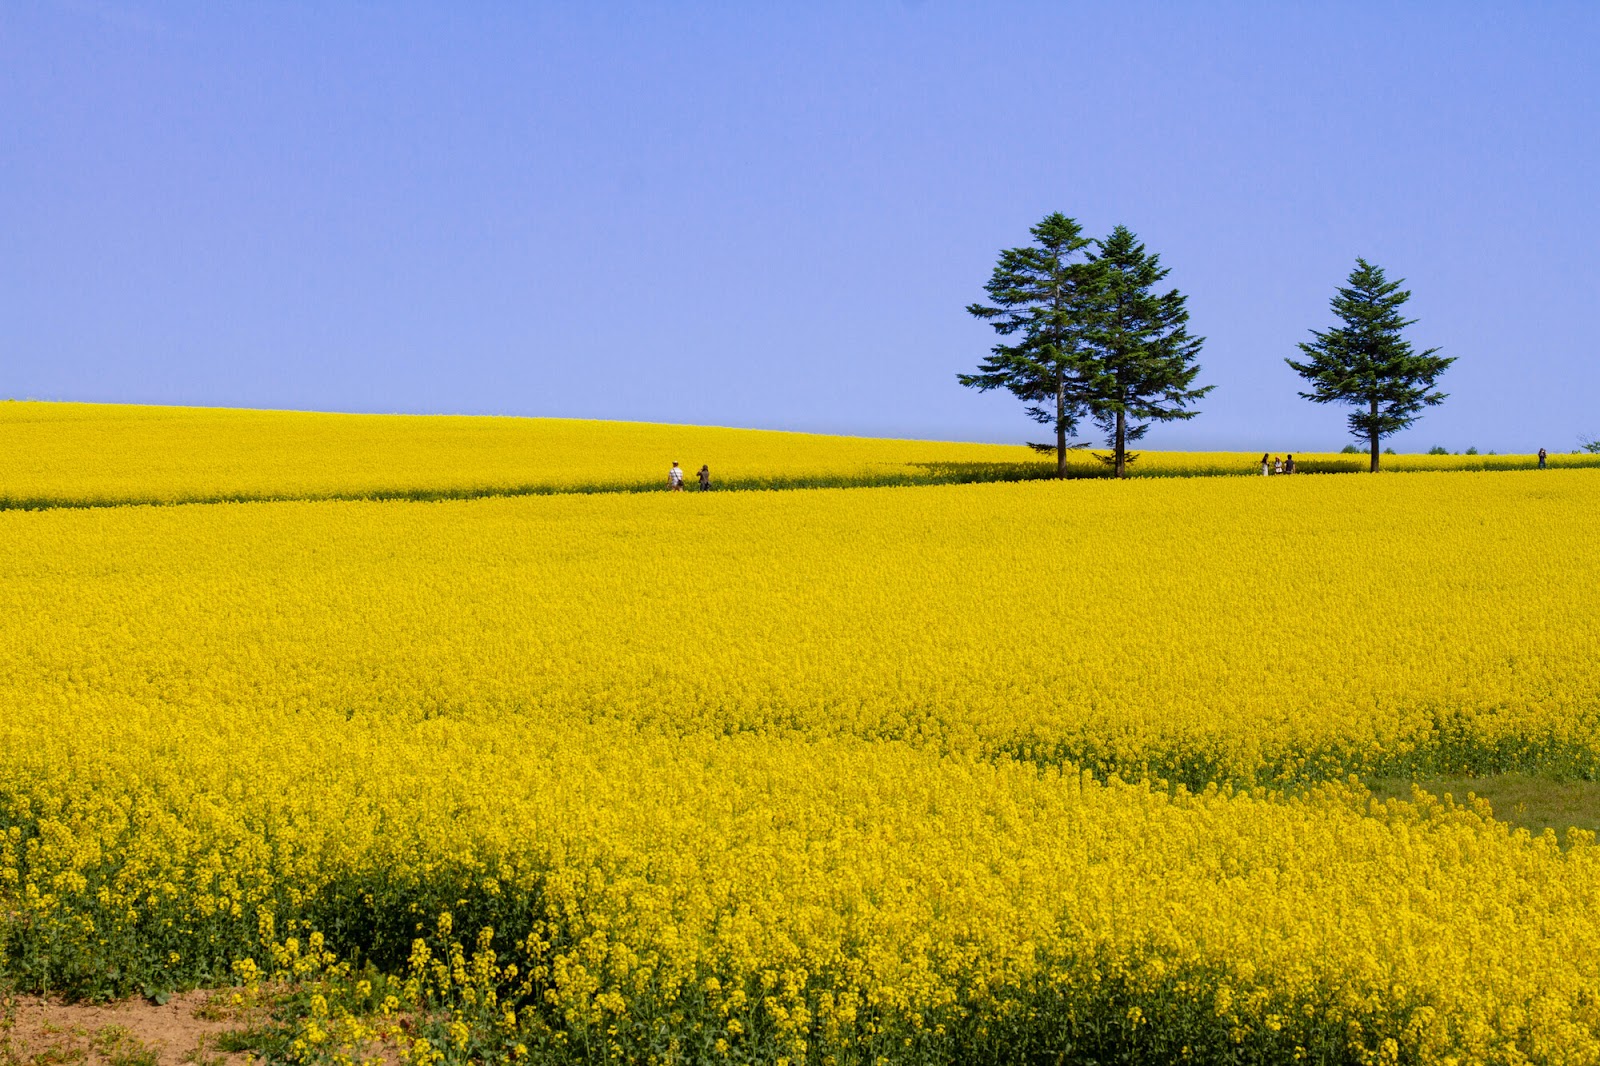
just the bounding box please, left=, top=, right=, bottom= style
left=1115, top=409, right=1127, bottom=479
left=1055, top=380, right=1067, bottom=479
left=1369, top=397, right=1380, bottom=472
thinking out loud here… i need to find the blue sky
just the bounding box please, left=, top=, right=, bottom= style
left=3, top=2, right=1596, bottom=451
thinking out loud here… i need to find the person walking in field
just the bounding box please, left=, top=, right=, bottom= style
left=1261, top=453, right=1270, bottom=476
left=1538, top=447, right=1548, bottom=469
left=697, top=464, right=710, bottom=491
left=1285, top=454, right=1297, bottom=474
left=669, top=461, right=684, bottom=491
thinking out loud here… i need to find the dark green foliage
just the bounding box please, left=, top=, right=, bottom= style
left=1287, top=259, right=1453, bottom=472
left=964, top=218, right=1211, bottom=480
left=1340, top=443, right=1361, bottom=454
left=213, top=1025, right=295, bottom=1059
left=962, top=214, right=1100, bottom=477
left=0, top=465, right=1071, bottom=511
left=1580, top=435, right=1600, bottom=454
left=1081, top=227, right=1212, bottom=478
left=1003, top=717, right=1600, bottom=795
left=1428, top=445, right=1450, bottom=455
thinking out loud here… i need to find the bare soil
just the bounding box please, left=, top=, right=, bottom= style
left=0, top=991, right=256, bottom=1066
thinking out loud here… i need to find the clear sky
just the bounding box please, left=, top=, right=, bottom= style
left=3, top=2, right=1596, bottom=452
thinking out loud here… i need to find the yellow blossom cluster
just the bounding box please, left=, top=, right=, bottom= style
left=2, top=470, right=1595, bottom=785
left=4, top=711, right=1600, bottom=1063
left=0, top=401, right=1048, bottom=506
left=2, top=434, right=1600, bottom=1061
left=3, top=401, right=1592, bottom=508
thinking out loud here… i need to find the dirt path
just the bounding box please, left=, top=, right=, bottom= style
left=1, top=992, right=256, bottom=1066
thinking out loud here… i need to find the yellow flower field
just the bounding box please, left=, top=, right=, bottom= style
left=2, top=401, right=1590, bottom=507
left=3, top=472, right=1595, bottom=785
left=6, top=712, right=1599, bottom=1065
left=3, top=420, right=1599, bottom=1064
left=0, top=401, right=1048, bottom=506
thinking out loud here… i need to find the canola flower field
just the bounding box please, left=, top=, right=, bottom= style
left=3, top=405, right=1600, bottom=1065
left=3, top=401, right=1593, bottom=508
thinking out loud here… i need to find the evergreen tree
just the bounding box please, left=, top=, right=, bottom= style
left=961, top=213, right=1100, bottom=478
left=1082, top=226, right=1210, bottom=478
left=1287, top=259, right=1453, bottom=472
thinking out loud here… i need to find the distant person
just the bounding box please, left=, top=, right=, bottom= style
left=1538, top=447, right=1548, bottom=469
left=1261, top=453, right=1270, bottom=476
left=697, top=464, right=710, bottom=491
left=1285, top=454, right=1296, bottom=474
left=669, top=461, right=684, bottom=491
left=1273, top=456, right=1284, bottom=475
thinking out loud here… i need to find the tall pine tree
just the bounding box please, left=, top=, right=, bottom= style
left=1083, top=226, right=1210, bottom=478
left=961, top=213, right=1100, bottom=478
left=1287, top=259, right=1452, bottom=472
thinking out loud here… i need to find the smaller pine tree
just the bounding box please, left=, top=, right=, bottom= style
left=1287, top=259, right=1453, bottom=472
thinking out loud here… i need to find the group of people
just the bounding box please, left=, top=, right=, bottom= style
left=668, top=461, right=711, bottom=491
left=672, top=449, right=1555, bottom=491
left=1261, top=453, right=1297, bottom=475
left=1260, top=449, right=1553, bottom=474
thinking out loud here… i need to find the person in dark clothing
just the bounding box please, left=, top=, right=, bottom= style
left=1538, top=447, right=1548, bottom=469
left=697, top=465, right=711, bottom=491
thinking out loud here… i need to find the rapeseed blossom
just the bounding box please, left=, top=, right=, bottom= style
left=3, top=401, right=1592, bottom=507
left=2, top=470, right=1593, bottom=785
left=2, top=448, right=1599, bottom=1062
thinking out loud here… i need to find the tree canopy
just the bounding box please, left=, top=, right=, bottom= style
left=962, top=216, right=1210, bottom=479
left=1083, top=225, right=1210, bottom=478
left=961, top=213, right=1099, bottom=477
left=1287, top=258, right=1453, bottom=472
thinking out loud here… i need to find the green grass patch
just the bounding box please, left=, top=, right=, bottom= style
left=89, top=1028, right=157, bottom=1066
left=1365, top=773, right=1600, bottom=840
left=211, top=1024, right=293, bottom=1060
